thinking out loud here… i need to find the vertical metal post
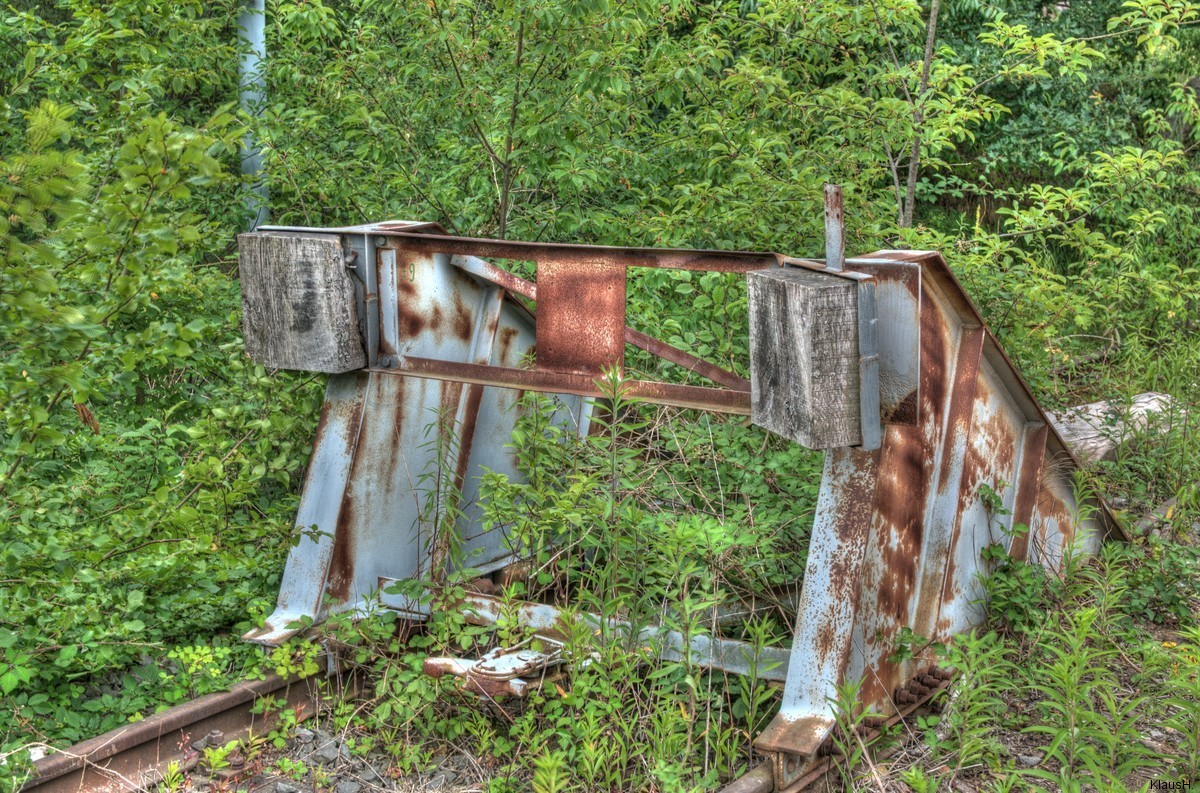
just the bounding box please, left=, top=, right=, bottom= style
left=823, top=184, right=844, bottom=272
left=238, top=0, right=269, bottom=229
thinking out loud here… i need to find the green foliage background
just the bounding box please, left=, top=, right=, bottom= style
left=0, top=0, right=1197, bottom=778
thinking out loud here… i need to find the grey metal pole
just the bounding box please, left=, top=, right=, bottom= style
left=823, top=183, right=844, bottom=271
left=238, top=0, right=269, bottom=229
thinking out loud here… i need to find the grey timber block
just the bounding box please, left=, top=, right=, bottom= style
left=748, top=268, right=861, bottom=448
left=238, top=231, right=366, bottom=373
left=1049, top=391, right=1176, bottom=463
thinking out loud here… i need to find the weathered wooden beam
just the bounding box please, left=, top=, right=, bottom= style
left=748, top=268, right=862, bottom=448
left=1049, top=391, right=1176, bottom=463
left=237, top=231, right=366, bottom=373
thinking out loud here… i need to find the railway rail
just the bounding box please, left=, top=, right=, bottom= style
left=17, top=649, right=950, bottom=793
left=21, top=664, right=335, bottom=793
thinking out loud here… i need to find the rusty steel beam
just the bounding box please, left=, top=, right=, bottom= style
left=624, top=327, right=751, bottom=391
left=450, top=254, right=538, bottom=300
left=376, top=357, right=752, bottom=415
left=389, top=230, right=785, bottom=273
left=23, top=669, right=330, bottom=793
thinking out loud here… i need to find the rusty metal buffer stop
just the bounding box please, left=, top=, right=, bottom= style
left=236, top=216, right=1118, bottom=790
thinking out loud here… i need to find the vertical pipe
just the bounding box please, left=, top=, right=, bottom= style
left=238, top=0, right=269, bottom=229
left=824, top=183, right=844, bottom=271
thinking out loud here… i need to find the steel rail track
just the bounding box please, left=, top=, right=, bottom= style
left=21, top=664, right=334, bottom=793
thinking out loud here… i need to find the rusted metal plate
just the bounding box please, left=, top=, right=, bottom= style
left=535, top=258, right=626, bottom=374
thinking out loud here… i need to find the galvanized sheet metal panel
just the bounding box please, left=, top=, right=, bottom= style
left=755, top=251, right=1116, bottom=785
left=246, top=233, right=589, bottom=642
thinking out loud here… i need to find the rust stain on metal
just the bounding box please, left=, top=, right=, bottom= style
left=937, top=327, right=985, bottom=485
left=452, top=294, right=474, bottom=342
left=438, top=377, right=461, bottom=406
left=535, top=259, right=627, bottom=375
left=918, top=283, right=951, bottom=434
left=497, top=326, right=520, bottom=363
left=1009, top=424, right=1048, bottom=560
left=453, top=384, right=486, bottom=495
left=890, top=390, right=919, bottom=425
left=396, top=303, right=424, bottom=338
left=327, top=493, right=356, bottom=602
left=391, top=252, right=427, bottom=340
left=874, top=428, right=926, bottom=628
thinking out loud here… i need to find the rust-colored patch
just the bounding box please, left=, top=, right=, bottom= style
left=936, top=326, right=984, bottom=485
left=453, top=294, right=474, bottom=343
left=874, top=427, right=926, bottom=629
left=1037, top=485, right=1075, bottom=549
left=326, top=496, right=356, bottom=602
left=396, top=303, right=424, bottom=338
left=889, top=389, right=919, bottom=425
left=1009, top=425, right=1048, bottom=560
left=535, top=259, right=626, bottom=374
left=453, top=384, right=485, bottom=495
left=815, top=621, right=839, bottom=660
left=378, top=378, right=407, bottom=505
left=497, top=326, right=520, bottom=364
left=919, top=283, right=950, bottom=435
left=439, top=379, right=464, bottom=414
